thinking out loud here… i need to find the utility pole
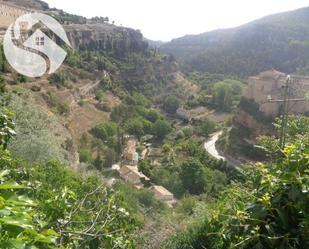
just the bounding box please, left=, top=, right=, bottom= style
left=267, top=75, right=307, bottom=149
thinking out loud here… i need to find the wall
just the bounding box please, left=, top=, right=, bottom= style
left=245, top=73, right=309, bottom=117
left=0, top=1, right=29, bottom=29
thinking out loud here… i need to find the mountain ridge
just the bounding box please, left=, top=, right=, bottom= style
left=161, top=6, right=309, bottom=76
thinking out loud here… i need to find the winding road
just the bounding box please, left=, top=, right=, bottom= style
left=204, top=131, right=225, bottom=161
left=204, top=131, right=242, bottom=169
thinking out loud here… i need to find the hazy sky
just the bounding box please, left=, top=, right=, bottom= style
left=44, top=0, right=309, bottom=41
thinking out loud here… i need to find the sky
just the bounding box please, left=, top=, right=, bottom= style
left=44, top=0, right=309, bottom=41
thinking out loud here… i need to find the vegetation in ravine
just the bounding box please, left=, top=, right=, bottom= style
left=164, top=115, right=309, bottom=249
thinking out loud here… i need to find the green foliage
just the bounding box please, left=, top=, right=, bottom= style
left=113, top=181, right=165, bottom=213
left=125, top=117, right=152, bottom=139
left=161, top=7, right=309, bottom=76
left=145, top=109, right=162, bottom=123
left=153, top=119, right=171, bottom=139
left=163, top=96, right=180, bottom=114
left=142, top=138, right=227, bottom=198
left=0, top=149, right=59, bottom=249
left=176, top=196, right=197, bottom=215
left=12, top=74, right=27, bottom=84
left=0, top=110, right=138, bottom=248
left=212, top=79, right=244, bottom=112
left=79, top=148, right=93, bottom=163
left=0, top=111, right=58, bottom=248
left=30, top=161, right=137, bottom=249
left=165, top=116, right=309, bottom=249
left=92, top=121, right=118, bottom=141
left=0, top=45, right=5, bottom=73
left=48, top=72, right=67, bottom=87
left=0, top=109, right=15, bottom=149
left=196, top=119, right=217, bottom=137
left=7, top=92, right=66, bottom=164
left=45, top=92, right=70, bottom=116
left=180, top=158, right=226, bottom=195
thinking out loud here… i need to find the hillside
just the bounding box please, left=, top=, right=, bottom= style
left=1, top=1, right=309, bottom=249
left=161, top=6, right=309, bottom=76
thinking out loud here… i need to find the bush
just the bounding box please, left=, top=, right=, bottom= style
left=153, top=119, right=171, bottom=139
left=212, top=79, right=244, bottom=112
left=79, top=148, right=93, bottom=163
left=48, top=72, right=66, bottom=86
left=163, top=95, right=180, bottom=114
left=8, top=92, right=66, bottom=164
left=92, top=121, right=118, bottom=141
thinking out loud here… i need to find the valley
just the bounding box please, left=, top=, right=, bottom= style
left=0, top=1, right=308, bottom=249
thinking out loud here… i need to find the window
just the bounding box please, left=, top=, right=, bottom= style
left=36, top=36, right=45, bottom=46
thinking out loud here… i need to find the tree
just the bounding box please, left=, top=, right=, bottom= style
left=103, top=148, right=116, bottom=168
left=7, top=91, right=66, bottom=164
left=92, top=121, right=118, bottom=141
left=212, top=79, right=244, bottom=112
left=180, top=158, right=207, bottom=195
left=165, top=116, right=309, bottom=249
left=125, top=117, right=152, bottom=138
left=146, top=109, right=162, bottom=123
left=163, top=96, right=180, bottom=114
left=153, top=119, right=171, bottom=139
left=138, top=159, right=151, bottom=177
left=197, top=119, right=216, bottom=137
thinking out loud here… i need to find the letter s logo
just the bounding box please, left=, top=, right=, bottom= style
left=3, top=13, right=71, bottom=78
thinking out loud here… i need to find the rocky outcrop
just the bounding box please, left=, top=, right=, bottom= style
left=65, top=23, right=148, bottom=55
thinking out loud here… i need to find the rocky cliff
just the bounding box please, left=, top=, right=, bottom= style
left=64, top=23, right=148, bottom=55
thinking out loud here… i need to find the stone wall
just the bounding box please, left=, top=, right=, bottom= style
left=0, top=1, right=30, bottom=29
left=244, top=70, right=309, bottom=118
left=234, top=69, right=309, bottom=139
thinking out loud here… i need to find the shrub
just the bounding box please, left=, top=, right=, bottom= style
left=79, top=149, right=93, bottom=163
left=153, top=119, right=171, bottom=139
left=163, top=95, right=180, bottom=114
left=92, top=121, right=118, bottom=141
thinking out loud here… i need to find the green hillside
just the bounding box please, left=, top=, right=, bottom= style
left=161, top=7, right=309, bottom=76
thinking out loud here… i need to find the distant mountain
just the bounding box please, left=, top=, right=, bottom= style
left=161, top=7, right=309, bottom=77
left=145, top=39, right=165, bottom=48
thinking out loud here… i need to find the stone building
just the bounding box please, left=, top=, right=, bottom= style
left=150, top=185, right=176, bottom=207
left=123, top=138, right=139, bottom=165
left=234, top=69, right=309, bottom=139
left=245, top=69, right=309, bottom=117
left=0, top=1, right=30, bottom=30
left=118, top=165, right=150, bottom=187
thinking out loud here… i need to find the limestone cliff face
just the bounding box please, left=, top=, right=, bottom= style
left=3, top=0, right=148, bottom=55
left=65, top=24, right=148, bottom=55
